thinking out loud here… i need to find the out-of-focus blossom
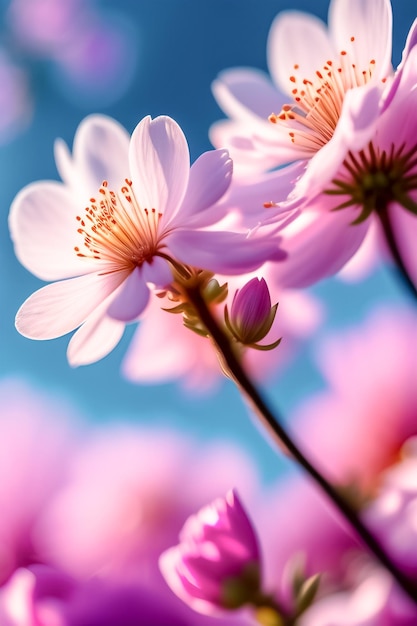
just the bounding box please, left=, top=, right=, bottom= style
left=299, top=568, right=417, bottom=626
left=0, top=378, right=77, bottom=586
left=211, top=0, right=392, bottom=176
left=6, top=0, right=138, bottom=107
left=0, top=50, right=32, bottom=144
left=34, top=426, right=258, bottom=586
left=225, top=278, right=280, bottom=350
left=10, top=114, right=282, bottom=366
left=159, top=490, right=261, bottom=616
left=0, top=565, right=194, bottom=626
left=293, top=307, right=417, bottom=495
left=257, top=475, right=358, bottom=606
left=364, top=439, right=417, bottom=578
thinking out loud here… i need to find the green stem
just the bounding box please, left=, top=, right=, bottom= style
left=378, top=207, right=417, bottom=302
left=186, top=285, right=417, bottom=606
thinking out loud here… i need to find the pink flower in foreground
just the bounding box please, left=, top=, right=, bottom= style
left=211, top=0, right=392, bottom=175
left=159, top=490, right=261, bottom=616
left=9, top=114, right=282, bottom=366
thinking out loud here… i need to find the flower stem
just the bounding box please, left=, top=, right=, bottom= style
left=378, top=207, right=417, bottom=302
left=185, top=284, right=417, bottom=606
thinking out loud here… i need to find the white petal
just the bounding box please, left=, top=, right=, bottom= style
left=211, top=68, right=286, bottom=120
left=129, top=115, right=190, bottom=222
left=69, top=114, right=130, bottom=193
left=173, top=149, right=232, bottom=224
left=267, top=11, right=334, bottom=96
left=67, top=305, right=125, bottom=366
left=329, top=0, right=393, bottom=79
left=9, top=181, right=89, bottom=281
left=16, top=271, right=127, bottom=339
left=106, top=267, right=150, bottom=322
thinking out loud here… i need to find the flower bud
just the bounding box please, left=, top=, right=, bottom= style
left=159, top=489, right=261, bottom=616
left=225, top=278, right=280, bottom=350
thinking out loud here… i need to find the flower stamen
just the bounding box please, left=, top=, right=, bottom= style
left=269, top=43, right=379, bottom=154
left=74, top=179, right=163, bottom=271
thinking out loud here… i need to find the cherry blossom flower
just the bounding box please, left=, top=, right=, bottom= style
left=10, top=114, right=283, bottom=365
left=211, top=0, right=392, bottom=176
left=159, top=490, right=261, bottom=616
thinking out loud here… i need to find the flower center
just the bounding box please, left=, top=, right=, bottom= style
left=74, top=179, right=163, bottom=270
left=326, top=141, right=417, bottom=223
left=269, top=40, right=380, bottom=154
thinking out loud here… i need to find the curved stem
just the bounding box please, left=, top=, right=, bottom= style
left=186, top=284, right=417, bottom=605
left=378, top=208, right=417, bottom=301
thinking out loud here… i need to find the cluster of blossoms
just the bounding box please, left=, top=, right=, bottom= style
left=5, top=0, right=417, bottom=623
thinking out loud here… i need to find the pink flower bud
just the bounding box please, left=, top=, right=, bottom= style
left=225, top=278, right=280, bottom=349
left=159, top=489, right=261, bottom=616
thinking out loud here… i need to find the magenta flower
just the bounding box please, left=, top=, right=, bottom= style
left=9, top=114, right=282, bottom=365
left=159, top=490, right=261, bottom=616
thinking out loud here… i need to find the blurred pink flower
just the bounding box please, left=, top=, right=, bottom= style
left=10, top=114, right=282, bottom=366
left=6, top=0, right=138, bottom=107
left=210, top=0, right=392, bottom=176
left=34, top=425, right=259, bottom=585
left=294, top=307, right=417, bottom=494
left=160, top=490, right=261, bottom=616
left=0, top=50, right=32, bottom=144
left=0, top=378, right=77, bottom=586
left=299, top=568, right=417, bottom=626
left=364, top=439, right=417, bottom=578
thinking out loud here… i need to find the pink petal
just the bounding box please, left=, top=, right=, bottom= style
left=388, top=203, right=417, bottom=289
left=167, top=229, right=285, bottom=275
left=267, top=11, right=333, bottom=96
left=173, top=149, right=232, bottom=225
left=9, top=181, right=87, bottom=281
left=129, top=115, right=190, bottom=223
left=16, top=271, right=127, bottom=339
left=67, top=305, right=125, bottom=367
left=211, top=68, right=286, bottom=120
left=273, top=201, right=369, bottom=288
left=55, top=114, right=130, bottom=195
left=329, top=0, right=393, bottom=80
left=141, top=255, right=173, bottom=288
left=106, top=267, right=150, bottom=322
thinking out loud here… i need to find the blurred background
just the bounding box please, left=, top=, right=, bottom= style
left=0, top=0, right=414, bottom=483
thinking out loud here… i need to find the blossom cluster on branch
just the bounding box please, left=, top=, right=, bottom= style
left=4, top=0, right=417, bottom=623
